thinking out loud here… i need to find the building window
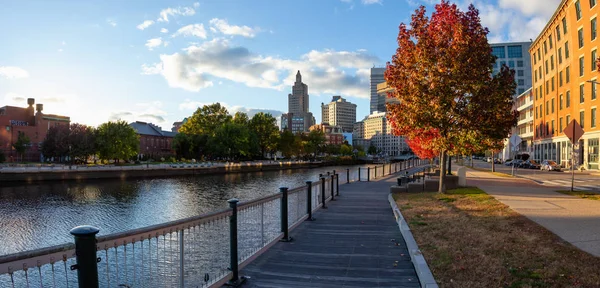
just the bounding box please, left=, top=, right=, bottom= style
left=545, top=60, right=549, bottom=74
left=592, top=50, right=598, bottom=71
left=535, top=106, right=538, bottom=118
left=552, top=77, right=555, bottom=91
left=565, top=42, right=570, bottom=58
left=533, top=52, right=537, bottom=64
left=537, top=48, right=541, bottom=61
left=550, top=35, right=554, bottom=49
left=560, top=70, right=564, bottom=86
left=544, top=41, right=548, bottom=54
left=567, top=115, right=571, bottom=126
left=593, top=0, right=598, bottom=7
left=593, top=81, right=598, bottom=100
left=581, top=111, right=585, bottom=128
left=492, top=46, right=505, bottom=59
left=518, top=79, right=525, bottom=86
left=518, top=88, right=525, bottom=94
left=580, top=56, right=585, bottom=76
left=576, top=0, right=582, bottom=20
left=560, top=117, right=564, bottom=131
left=560, top=94, right=564, bottom=109
left=567, top=90, right=571, bottom=107
left=581, top=83, right=586, bottom=103
left=507, top=45, right=522, bottom=58
left=557, top=26, right=562, bottom=41
left=593, top=18, right=598, bottom=40
left=546, top=80, right=549, bottom=94
left=566, top=66, right=570, bottom=83
left=552, top=98, right=555, bottom=113
left=551, top=120, right=555, bottom=134
left=518, top=70, right=524, bottom=77
left=559, top=47, right=563, bottom=64
left=579, top=28, right=584, bottom=48
left=563, top=17, right=568, bottom=34
left=509, top=60, right=515, bottom=68
left=593, top=108, right=597, bottom=128
left=551, top=55, right=555, bottom=70
left=589, top=138, right=599, bottom=169
left=546, top=100, right=550, bottom=115
left=517, top=60, right=524, bottom=67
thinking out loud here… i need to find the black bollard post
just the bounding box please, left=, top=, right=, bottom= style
left=336, top=173, right=340, bottom=196
left=367, top=167, right=370, bottom=182
left=330, top=174, right=336, bottom=201
left=279, top=187, right=292, bottom=242
left=70, top=225, right=100, bottom=288
left=346, top=168, right=350, bottom=184
left=358, top=168, right=361, bottom=182
left=320, top=177, right=328, bottom=209
left=306, top=181, right=315, bottom=221
left=226, top=198, right=246, bottom=286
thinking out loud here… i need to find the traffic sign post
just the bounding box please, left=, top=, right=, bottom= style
left=510, top=134, right=522, bottom=177
left=563, top=120, right=585, bottom=192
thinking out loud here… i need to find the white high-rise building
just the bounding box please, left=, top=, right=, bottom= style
left=321, top=96, right=357, bottom=133
left=353, top=112, right=409, bottom=156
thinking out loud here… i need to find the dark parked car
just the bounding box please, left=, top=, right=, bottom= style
left=521, top=160, right=541, bottom=169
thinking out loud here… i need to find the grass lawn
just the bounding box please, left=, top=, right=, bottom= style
left=466, top=166, right=513, bottom=178
left=556, top=190, right=600, bottom=200
left=394, top=187, right=600, bottom=288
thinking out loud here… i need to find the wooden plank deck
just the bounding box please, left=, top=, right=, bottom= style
left=239, top=173, right=420, bottom=288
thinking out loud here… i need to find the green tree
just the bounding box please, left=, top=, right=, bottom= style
left=279, top=130, right=296, bottom=158
left=340, top=144, right=353, bottom=156
left=232, top=111, right=249, bottom=125
left=69, top=123, right=96, bottom=164
left=13, top=132, right=30, bottom=162
left=179, top=103, right=232, bottom=136
left=208, top=122, right=252, bottom=160
left=173, top=133, right=192, bottom=159
left=367, top=145, right=377, bottom=155
left=305, top=130, right=326, bottom=158
left=41, top=124, right=70, bottom=161
left=95, top=120, right=139, bottom=163
left=249, top=112, right=279, bottom=158
left=385, top=1, right=518, bottom=192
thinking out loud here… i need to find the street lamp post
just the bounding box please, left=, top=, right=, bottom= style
left=69, top=145, right=72, bottom=169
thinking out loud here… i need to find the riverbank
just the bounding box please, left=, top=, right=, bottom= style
left=0, top=161, right=327, bottom=183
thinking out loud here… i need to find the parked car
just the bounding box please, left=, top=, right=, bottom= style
left=511, top=159, right=524, bottom=167
left=494, top=158, right=502, bottom=164
left=521, top=160, right=541, bottom=169
left=541, top=160, right=562, bottom=171
left=504, top=159, right=514, bottom=166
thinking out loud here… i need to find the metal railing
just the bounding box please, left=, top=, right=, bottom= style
left=0, top=160, right=427, bottom=288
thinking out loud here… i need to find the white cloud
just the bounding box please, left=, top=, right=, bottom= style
left=208, top=18, right=257, bottom=38
left=498, top=0, right=560, bottom=18
left=193, top=2, right=200, bottom=8
left=136, top=20, right=154, bottom=30
left=160, top=28, right=169, bottom=33
left=157, top=5, right=196, bottom=22
left=0, top=66, right=29, bottom=79
left=172, top=24, right=207, bottom=39
left=362, top=0, right=382, bottom=4
left=141, top=39, right=377, bottom=98
left=61, top=41, right=66, bottom=46
left=145, top=37, right=163, bottom=50
left=110, top=101, right=168, bottom=125
left=106, top=18, right=117, bottom=27
left=4, top=92, right=26, bottom=105
left=58, top=49, right=63, bottom=52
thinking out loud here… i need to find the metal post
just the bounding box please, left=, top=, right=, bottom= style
left=346, top=168, right=350, bottom=184
left=70, top=225, right=100, bottom=288
left=279, top=187, right=292, bottom=242
left=375, top=166, right=377, bottom=178
left=226, top=198, right=245, bottom=287
left=179, top=229, right=184, bottom=288
left=336, top=173, right=340, bottom=196
left=320, top=177, right=327, bottom=209
left=330, top=174, right=335, bottom=201
left=367, top=167, right=370, bottom=182
left=358, top=168, right=361, bottom=182
left=306, top=181, right=314, bottom=221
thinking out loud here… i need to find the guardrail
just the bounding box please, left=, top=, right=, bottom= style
left=0, top=159, right=428, bottom=287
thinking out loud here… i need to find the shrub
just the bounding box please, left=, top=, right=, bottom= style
left=0, top=150, right=5, bottom=163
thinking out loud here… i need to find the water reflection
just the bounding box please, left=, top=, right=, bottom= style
left=0, top=165, right=365, bottom=255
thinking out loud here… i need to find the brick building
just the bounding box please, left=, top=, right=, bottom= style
left=129, top=121, right=176, bottom=158
left=0, top=98, right=70, bottom=162
left=309, top=123, right=344, bottom=145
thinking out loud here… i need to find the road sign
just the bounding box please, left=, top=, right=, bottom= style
left=563, top=120, right=585, bottom=144
left=509, top=134, right=522, bottom=149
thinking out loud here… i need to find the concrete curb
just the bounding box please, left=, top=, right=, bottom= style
left=388, top=194, right=439, bottom=288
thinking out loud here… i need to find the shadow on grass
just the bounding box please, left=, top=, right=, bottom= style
left=557, top=190, right=600, bottom=200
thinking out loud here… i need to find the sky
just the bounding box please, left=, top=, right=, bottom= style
left=0, top=0, right=561, bottom=130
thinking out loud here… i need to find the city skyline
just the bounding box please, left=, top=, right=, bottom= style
left=0, top=0, right=561, bottom=127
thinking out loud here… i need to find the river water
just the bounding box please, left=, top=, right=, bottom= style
left=0, top=164, right=366, bottom=256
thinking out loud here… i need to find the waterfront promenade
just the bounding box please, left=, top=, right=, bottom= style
left=240, top=171, right=421, bottom=287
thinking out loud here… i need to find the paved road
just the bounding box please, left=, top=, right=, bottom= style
left=239, top=173, right=420, bottom=288
left=466, top=168, right=600, bottom=257
left=468, top=159, right=600, bottom=192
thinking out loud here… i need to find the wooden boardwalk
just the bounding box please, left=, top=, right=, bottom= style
left=239, top=173, right=420, bottom=288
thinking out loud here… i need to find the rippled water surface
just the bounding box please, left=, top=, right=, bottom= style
left=0, top=165, right=365, bottom=255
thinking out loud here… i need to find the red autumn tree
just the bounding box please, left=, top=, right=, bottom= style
left=386, top=1, right=518, bottom=192
left=405, top=128, right=440, bottom=159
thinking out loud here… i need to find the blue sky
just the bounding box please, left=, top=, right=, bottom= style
left=0, top=0, right=559, bottom=129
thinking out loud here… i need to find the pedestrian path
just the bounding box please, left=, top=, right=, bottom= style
left=239, top=172, right=421, bottom=287
left=541, top=178, right=600, bottom=191
left=463, top=167, right=600, bottom=257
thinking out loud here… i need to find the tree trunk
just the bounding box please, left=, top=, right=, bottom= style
left=491, top=151, right=496, bottom=172
left=439, top=150, right=447, bottom=193
left=447, top=155, right=452, bottom=175
left=471, top=154, right=474, bottom=167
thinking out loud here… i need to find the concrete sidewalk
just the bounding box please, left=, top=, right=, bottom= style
left=464, top=168, right=600, bottom=257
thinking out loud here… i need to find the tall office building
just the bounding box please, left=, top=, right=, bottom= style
left=352, top=112, right=409, bottom=157
left=281, top=70, right=314, bottom=133
left=370, top=68, right=386, bottom=114
left=530, top=0, right=600, bottom=170
left=320, top=96, right=357, bottom=133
